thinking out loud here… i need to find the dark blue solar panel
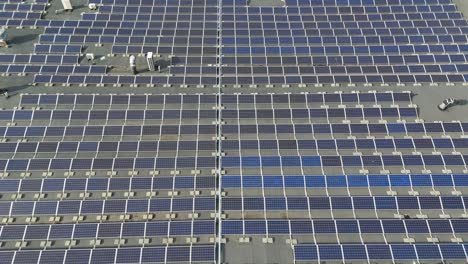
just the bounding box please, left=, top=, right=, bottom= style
left=416, top=244, right=441, bottom=260
left=318, top=245, right=342, bottom=260
left=367, top=245, right=392, bottom=260
left=342, top=245, right=367, bottom=260
left=65, top=249, right=91, bottom=264
left=14, top=251, right=40, bottom=264
left=295, top=245, right=318, bottom=260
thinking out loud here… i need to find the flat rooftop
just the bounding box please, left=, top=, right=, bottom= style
left=1, top=0, right=468, bottom=263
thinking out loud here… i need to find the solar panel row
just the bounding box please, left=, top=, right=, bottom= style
left=0, top=137, right=466, bottom=155
left=0, top=197, right=215, bottom=215
left=0, top=125, right=217, bottom=137
left=294, top=243, right=465, bottom=261
left=222, top=219, right=468, bottom=234
left=0, top=65, right=107, bottom=74
left=0, top=173, right=467, bottom=190
left=3, top=122, right=468, bottom=137
left=0, top=54, right=79, bottom=64
left=221, top=154, right=466, bottom=167
left=0, top=196, right=466, bottom=215
left=0, top=154, right=462, bottom=171
left=99, top=4, right=458, bottom=13
left=0, top=220, right=215, bottom=239
left=0, top=157, right=216, bottom=171
left=0, top=246, right=215, bottom=264
left=20, top=92, right=411, bottom=105
left=221, top=196, right=467, bottom=210
left=222, top=174, right=468, bottom=188
left=0, top=140, right=217, bottom=153
left=0, top=11, right=41, bottom=19
left=0, top=3, right=46, bottom=12
left=0, top=176, right=215, bottom=192
left=33, top=74, right=468, bottom=85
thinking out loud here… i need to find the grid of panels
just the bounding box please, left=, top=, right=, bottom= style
left=0, top=0, right=113, bottom=94
left=2, top=92, right=468, bottom=263
left=214, top=91, right=468, bottom=263
left=218, top=0, right=468, bottom=85
left=2, top=0, right=468, bottom=254
left=27, top=0, right=220, bottom=86
left=7, top=0, right=467, bottom=85
left=0, top=93, right=220, bottom=263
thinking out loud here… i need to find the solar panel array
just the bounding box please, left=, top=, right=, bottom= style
left=218, top=0, right=468, bottom=85
left=0, top=0, right=462, bottom=86
left=0, top=91, right=464, bottom=263
left=1, top=0, right=468, bottom=86
left=0, top=93, right=221, bottom=263
left=1, top=0, right=468, bottom=262
left=214, top=91, right=468, bottom=262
